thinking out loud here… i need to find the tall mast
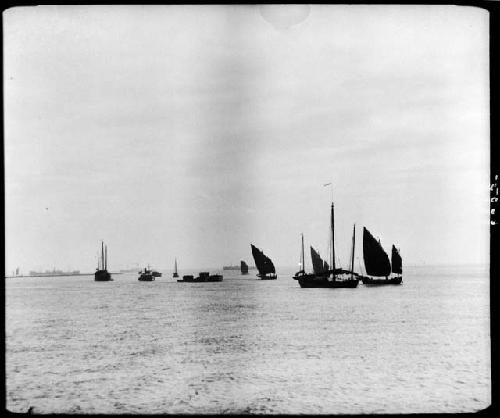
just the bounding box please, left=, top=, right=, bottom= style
left=331, top=202, right=336, bottom=275
left=301, top=233, right=305, bottom=273
left=101, top=241, right=104, bottom=271
left=175, top=258, right=177, bottom=273
left=105, top=245, right=108, bottom=270
left=351, top=224, right=356, bottom=278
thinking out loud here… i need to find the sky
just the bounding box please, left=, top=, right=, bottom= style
left=4, top=5, right=489, bottom=273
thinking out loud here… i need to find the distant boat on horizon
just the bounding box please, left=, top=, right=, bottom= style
left=251, top=244, right=277, bottom=280
left=223, top=263, right=256, bottom=270
left=173, top=258, right=179, bottom=278
left=138, top=266, right=155, bottom=281
left=241, top=260, right=249, bottom=275
left=359, top=228, right=402, bottom=285
left=222, top=264, right=239, bottom=270
left=293, top=201, right=359, bottom=288
left=177, top=272, right=223, bottom=282
left=95, top=241, right=112, bottom=282
left=29, top=268, right=81, bottom=277
left=119, top=265, right=140, bottom=273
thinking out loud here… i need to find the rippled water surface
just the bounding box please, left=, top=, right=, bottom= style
left=6, top=265, right=490, bottom=414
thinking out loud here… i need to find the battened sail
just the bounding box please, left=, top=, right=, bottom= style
left=363, top=227, right=391, bottom=277
left=310, top=246, right=329, bottom=274
left=241, top=260, right=249, bottom=274
left=391, top=245, right=402, bottom=274
left=251, top=244, right=275, bottom=275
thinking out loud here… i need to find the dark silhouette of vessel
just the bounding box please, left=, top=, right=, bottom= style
left=173, top=258, right=179, bottom=278
left=138, top=267, right=155, bottom=281
left=251, top=244, right=277, bottom=280
left=241, top=260, right=249, bottom=275
left=293, top=201, right=359, bottom=288
left=360, top=228, right=402, bottom=285
left=177, top=272, right=223, bottom=282
left=95, top=241, right=112, bottom=281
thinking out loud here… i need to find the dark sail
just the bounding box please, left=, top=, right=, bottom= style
left=391, top=245, right=402, bottom=274
left=251, top=244, right=275, bottom=275
left=310, top=246, right=328, bottom=274
left=363, top=227, right=391, bottom=277
left=241, top=260, right=249, bottom=274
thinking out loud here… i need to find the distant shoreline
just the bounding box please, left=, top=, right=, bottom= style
left=4, top=272, right=124, bottom=278
left=5, top=263, right=488, bottom=279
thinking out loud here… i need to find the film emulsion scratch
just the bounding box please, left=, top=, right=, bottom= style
left=4, top=5, right=490, bottom=414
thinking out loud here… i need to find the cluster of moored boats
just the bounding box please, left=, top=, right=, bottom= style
left=95, top=199, right=402, bottom=288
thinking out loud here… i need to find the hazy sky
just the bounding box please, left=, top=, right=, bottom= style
left=4, top=5, right=489, bottom=273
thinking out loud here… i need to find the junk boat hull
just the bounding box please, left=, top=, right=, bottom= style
left=95, top=270, right=112, bottom=281
left=297, top=277, right=359, bottom=288
left=294, top=272, right=358, bottom=288
left=258, top=273, right=277, bottom=280
left=361, top=276, right=402, bottom=285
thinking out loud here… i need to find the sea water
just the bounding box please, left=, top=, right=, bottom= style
left=5, top=264, right=490, bottom=414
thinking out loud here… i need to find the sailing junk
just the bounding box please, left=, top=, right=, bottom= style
left=95, top=241, right=112, bottom=281
left=173, top=258, right=179, bottom=278
left=250, top=244, right=277, bottom=280
left=293, top=202, right=359, bottom=288
left=241, top=260, right=249, bottom=275
left=360, top=227, right=402, bottom=285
